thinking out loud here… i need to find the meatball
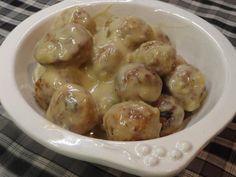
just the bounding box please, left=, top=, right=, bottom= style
left=115, top=63, right=162, bottom=102
left=47, top=84, right=99, bottom=134
left=127, top=40, right=176, bottom=76
left=108, top=16, right=154, bottom=49
left=153, top=27, right=170, bottom=44
left=103, top=101, right=161, bottom=141
left=34, top=24, right=93, bottom=65
left=174, top=55, right=188, bottom=67
left=155, top=95, right=184, bottom=136
left=91, top=44, right=122, bottom=80
left=52, top=7, right=96, bottom=33
left=35, top=67, right=80, bottom=110
left=166, top=64, right=206, bottom=111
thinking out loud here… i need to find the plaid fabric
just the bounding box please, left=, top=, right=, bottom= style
left=0, top=0, right=235, bottom=176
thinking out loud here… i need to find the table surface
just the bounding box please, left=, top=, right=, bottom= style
left=0, top=0, right=235, bottom=177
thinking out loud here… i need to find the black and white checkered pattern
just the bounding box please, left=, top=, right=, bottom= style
left=0, top=0, right=235, bottom=177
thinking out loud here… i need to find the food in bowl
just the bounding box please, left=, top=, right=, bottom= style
left=33, top=6, right=207, bottom=141
left=103, top=101, right=162, bottom=141
left=46, top=83, right=99, bottom=134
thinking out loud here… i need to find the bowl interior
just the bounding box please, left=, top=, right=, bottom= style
left=15, top=2, right=226, bottom=132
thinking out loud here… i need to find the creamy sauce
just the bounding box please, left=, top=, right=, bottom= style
left=93, top=7, right=134, bottom=57
left=90, top=80, right=119, bottom=117
left=34, top=24, right=93, bottom=65
left=33, top=64, right=46, bottom=84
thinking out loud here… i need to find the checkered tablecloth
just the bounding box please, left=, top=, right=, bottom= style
left=0, top=0, right=235, bottom=177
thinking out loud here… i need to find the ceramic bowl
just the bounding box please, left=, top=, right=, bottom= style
left=0, top=0, right=236, bottom=176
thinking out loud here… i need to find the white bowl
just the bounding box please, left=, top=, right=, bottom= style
left=0, top=0, right=236, bottom=176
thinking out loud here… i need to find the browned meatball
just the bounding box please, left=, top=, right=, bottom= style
left=103, top=101, right=161, bottom=141
left=91, top=44, right=122, bottom=80
left=166, top=64, right=206, bottom=111
left=108, top=16, right=154, bottom=49
left=47, top=84, right=99, bottom=134
left=34, top=24, right=93, bottom=65
left=155, top=95, right=184, bottom=136
left=52, top=7, right=96, bottom=33
left=173, top=55, right=188, bottom=68
left=115, top=63, right=162, bottom=102
left=127, top=40, right=176, bottom=76
left=35, top=67, right=80, bottom=110
left=153, top=27, right=170, bottom=44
